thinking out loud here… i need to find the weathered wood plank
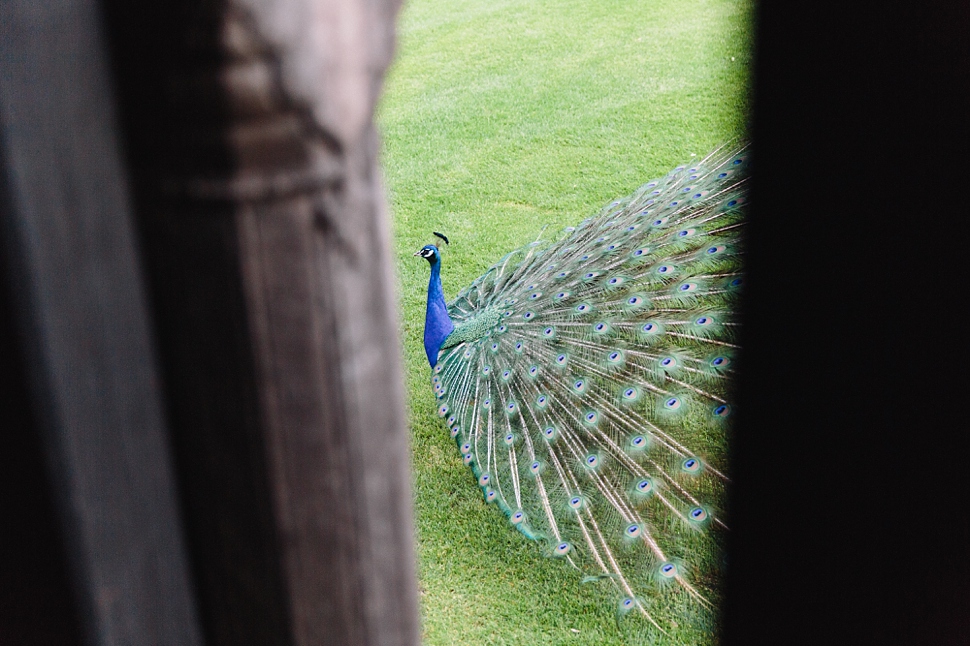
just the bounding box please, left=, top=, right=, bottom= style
left=0, top=0, right=204, bottom=643
left=102, top=0, right=419, bottom=644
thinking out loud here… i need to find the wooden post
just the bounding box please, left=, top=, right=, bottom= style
left=102, top=1, right=419, bottom=645
left=0, top=1, right=203, bottom=643
left=2, top=0, right=418, bottom=643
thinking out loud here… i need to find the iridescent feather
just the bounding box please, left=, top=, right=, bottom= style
left=418, top=146, right=748, bottom=640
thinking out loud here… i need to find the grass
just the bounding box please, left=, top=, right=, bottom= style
left=377, top=0, right=752, bottom=643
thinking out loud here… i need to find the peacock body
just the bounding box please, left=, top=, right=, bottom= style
left=416, top=146, right=748, bottom=640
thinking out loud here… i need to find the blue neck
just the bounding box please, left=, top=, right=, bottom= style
left=423, top=258, right=454, bottom=367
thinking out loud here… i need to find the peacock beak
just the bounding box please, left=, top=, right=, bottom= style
left=413, top=251, right=422, bottom=256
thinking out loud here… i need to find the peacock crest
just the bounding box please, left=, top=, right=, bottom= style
left=417, top=145, right=748, bottom=639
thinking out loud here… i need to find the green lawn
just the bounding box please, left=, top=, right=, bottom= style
left=377, top=0, right=752, bottom=642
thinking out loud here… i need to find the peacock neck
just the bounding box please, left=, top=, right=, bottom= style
left=423, top=258, right=455, bottom=367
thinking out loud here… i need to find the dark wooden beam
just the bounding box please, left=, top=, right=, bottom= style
left=0, top=0, right=204, bottom=643
left=101, top=1, right=420, bottom=645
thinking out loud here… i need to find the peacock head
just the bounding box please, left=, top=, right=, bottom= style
left=414, top=244, right=440, bottom=264
left=414, top=232, right=450, bottom=265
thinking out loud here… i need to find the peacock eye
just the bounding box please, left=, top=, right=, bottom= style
left=690, top=507, right=708, bottom=521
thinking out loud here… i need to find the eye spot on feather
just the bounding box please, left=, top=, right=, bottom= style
left=543, top=326, right=556, bottom=338
left=682, top=458, right=701, bottom=473
left=437, top=404, right=449, bottom=417
left=434, top=364, right=443, bottom=374
left=554, top=542, right=571, bottom=556
left=447, top=415, right=456, bottom=425
left=506, top=401, right=517, bottom=414
left=620, top=598, right=635, bottom=611
left=482, top=398, right=491, bottom=407
left=514, top=342, right=524, bottom=353
left=572, top=379, right=587, bottom=394
left=556, top=271, right=568, bottom=279
left=463, top=348, right=472, bottom=359
left=568, top=496, right=583, bottom=510
left=528, top=365, right=539, bottom=378
left=490, top=342, right=499, bottom=353
left=678, top=228, right=696, bottom=238
left=505, top=433, right=515, bottom=446
left=482, top=365, right=491, bottom=376
left=585, top=454, right=599, bottom=468
left=583, top=271, right=599, bottom=280
left=630, top=435, right=647, bottom=449
left=664, top=396, right=682, bottom=410
left=690, top=507, right=708, bottom=522
left=660, top=356, right=677, bottom=369
left=460, top=443, right=471, bottom=455
left=657, top=265, right=671, bottom=274
left=679, top=282, right=698, bottom=292
left=695, top=316, right=712, bottom=326
left=501, top=369, right=512, bottom=381
left=529, top=292, right=542, bottom=300
left=543, top=426, right=557, bottom=441
left=536, top=394, right=549, bottom=408
left=711, top=356, right=730, bottom=367
left=581, top=255, right=591, bottom=261
left=575, top=303, right=590, bottom=313
left=669, top=201, right=680, bottom=207
left=593, top=322, right=611, bottom=334
left=622, top=386, right=640, bottom=402
left=485, top=488, right=497, bottom=502
left=463, top=454, right=473, bottom=465
left=706, top=245, right=726, bottom=255
left=450, top=426, right=460, bottom=438
left=627, top=296, right=643, bottom=307
left=523, top=311, right=535, bottom=320
left=652, top=217, right=669, bottom=227
left=642, top=322, right=659, bottom=334
left=626, top=524, right=642, bottom=538
left=682, top=186, right=693, bottom=193
left=555, top=353, right=568, bottom=366
left=529, top=461, right=541, bottom=475
left=713, top=404, right=732, bottom=417
left=584, top=411, right=600, bottom=425
left=608, top=276, right=624, bottom=286
left=636, top=479, right=653, bottom=494
left=511, top=511, right=525, bottom=525
left=554, top=291, right=570, bottom=300
left=660, top=563, right=677, bottom=578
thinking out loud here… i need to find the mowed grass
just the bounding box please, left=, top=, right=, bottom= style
left=377, top=0, right=752, bottom=643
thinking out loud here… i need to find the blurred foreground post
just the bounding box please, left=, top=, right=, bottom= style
left=1, top=0, right=419, bottom=644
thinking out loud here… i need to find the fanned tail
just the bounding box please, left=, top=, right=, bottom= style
left=432, top=146, right=748, bottom=638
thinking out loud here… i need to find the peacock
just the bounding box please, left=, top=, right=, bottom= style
left=415, top=145, right=747, bottom=641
